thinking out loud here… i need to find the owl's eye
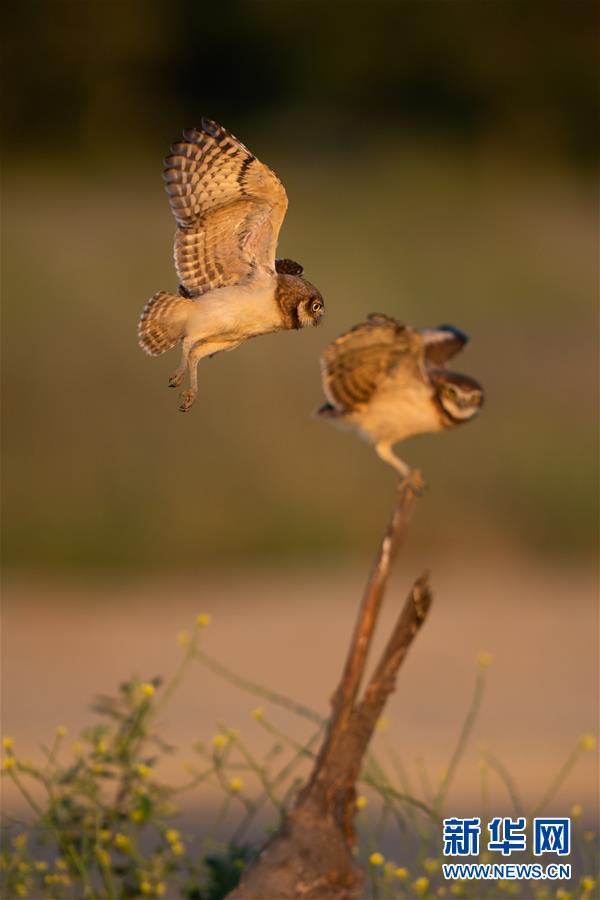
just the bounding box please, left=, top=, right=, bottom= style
left=445, top=386, right=458, bottom=401
left=311, top=301, right=322, bottom=313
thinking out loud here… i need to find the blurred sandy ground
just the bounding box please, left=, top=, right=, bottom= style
left=2, top=555, right=597, bottom=824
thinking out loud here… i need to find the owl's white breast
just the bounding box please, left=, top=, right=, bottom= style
left=350, top=381, right=442, bottom=446
left=185, top=271, right=281, bottom=344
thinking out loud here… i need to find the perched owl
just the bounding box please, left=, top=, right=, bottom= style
left=138, top=118, right=324, bottom=411
left=317, top=314, right=484, bottom=479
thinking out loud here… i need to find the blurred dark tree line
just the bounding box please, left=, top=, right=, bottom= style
left=3, top=0, right=598, bottom=165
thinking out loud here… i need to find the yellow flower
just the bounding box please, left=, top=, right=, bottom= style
left=140, top=881, right=153, bottom=895
left=579, top=734, right=596, bottom=752
left=15, top=885, right=27, bottom=898
left=251, top=706, right=264, bottom=721
left=383, top=861, right=397, bottom=878
left=177, top=630, right=191, bottom=647
left=140, top=682, right=155, bottom=698
left=156, top=883, right=166, bottom=897
left=96, top=738, right=108, bottom=755
left=60, top=874, right=71, bottom=887
left=571, top=804, right=582, bottom=817
left=369, top=852, right=384, bottom=866
left=375, top=717, right=389, bottom=733
left=555, top=890, right=571, bottom=900
left=44, top=874, right=59, bottom=885
left=414, top=876, right=429, bottom=896
left=91, top=763, right=105, bottom=775
left=437, top=889, right=446, bottom=898
left=171, top=841, right=184, bottom=856
left=35, top=861, right=48, bottom=872
left=581, top=878, right=596, bottom=894
left=2, top=757, right=16, bottom=771
left=13, top=834, right=27, bottom=849
left=196, top=613, right=211, bottom=628
left=114, top=832, right=133, bottom=853
left=212, top=734, right=228, bottom=749
left=165, top=828, right=180, bottom=843
left=477, top=651, right=493, bottom=668
left=131, top=809, right=144, bottom=823
left=95, top=848, right=111, bottom=867
left=229, top=776, right=243, bottom=793
left=449, top=885, right=465, bottom=897
left=424, top=857, right=440, bottom=873
left=71, top=741, right=84, bottom=757
left=2, top=736, right=14, bottom=751
left=99, top=829, right=111, bottom=843
left=395, top=867, right=408, bottom=880
left=55, top=725, right=67, bottom=738
left=355, top=795, right=368, bottom=810
left=136, top=763, right=152, bottom=778
left=55, top=858, right=68, bottom=871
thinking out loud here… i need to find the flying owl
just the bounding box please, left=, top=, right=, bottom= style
left=138, top=118, right=324, bottom=411
left=317, top=314, right=484, bottom=479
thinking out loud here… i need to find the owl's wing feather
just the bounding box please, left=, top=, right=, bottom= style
left=163, top=118, right=288, bottom=298
left=320, top=314, right=422, bottom=411
left=422, top=325, right=469, bottom=366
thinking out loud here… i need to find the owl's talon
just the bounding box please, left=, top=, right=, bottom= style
left=168, top=371, right=184, bottom=388
left=401, top=469, right=427, bottom=497
left=178, top=389, right=197, bottom=412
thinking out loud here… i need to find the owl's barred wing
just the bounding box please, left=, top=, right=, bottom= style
left=320, top=314, right=419, bottom=411
left=421, top=325, right=469, bottom=366
left=163, top=118, right=288, bottom=298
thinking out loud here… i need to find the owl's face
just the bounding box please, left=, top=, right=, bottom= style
left=297, top=291, right=324, bottom=328
left=275, top=274, right=324, bottom=329
left=433, top=371, right=484, bottom=424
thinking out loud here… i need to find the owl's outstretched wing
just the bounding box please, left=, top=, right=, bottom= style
left=163, top=118, right=288, bottom=299
left=421, top=325, right=469, bottom=366
left=320, top=314, right=422, bottom=412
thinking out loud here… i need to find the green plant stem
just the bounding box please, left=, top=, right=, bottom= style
left=360, top=774, right=440, bottom=823
left=531, top=743, right=584, bottom=816
left=219, top=725, right=282, bottom=815
left=194, top=648, right=324, bottom=725
left=483, top=750, right=524, bottom=816
left=8, top=769, right=96, bottom=897
left=257, top=717, right=316, bottom=757
left=434, top=668, right=486, bottom=813
left=156, top=638, right=198, bottom=713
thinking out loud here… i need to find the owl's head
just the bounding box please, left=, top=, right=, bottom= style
left=431, top=370, right=484, bottom=425
left=275, top=274, right=324, bottom=329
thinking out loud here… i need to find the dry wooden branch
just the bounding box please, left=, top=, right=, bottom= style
left=228, top=474, right=432, bottom=900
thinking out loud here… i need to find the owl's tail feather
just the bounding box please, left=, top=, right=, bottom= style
left=138, top=292, right=192, bottom=356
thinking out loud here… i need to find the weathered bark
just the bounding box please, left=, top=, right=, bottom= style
left=228, top=475, right=432, bottom=899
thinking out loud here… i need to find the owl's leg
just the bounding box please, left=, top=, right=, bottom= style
left=374, top=441, right=409, bottom=475
left=375, top=442, right=426, bottom=494
left=178, top=340, right=206, bottom=412
left=168, top=337, right=194, bottom=388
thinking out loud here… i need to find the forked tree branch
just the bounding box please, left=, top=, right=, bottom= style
left=305, top=476, right=423, bottom=795
left=228, top=473, right=432, bottom=900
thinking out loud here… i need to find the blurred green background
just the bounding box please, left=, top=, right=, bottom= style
left=2, top=0, right=598, bottom=571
